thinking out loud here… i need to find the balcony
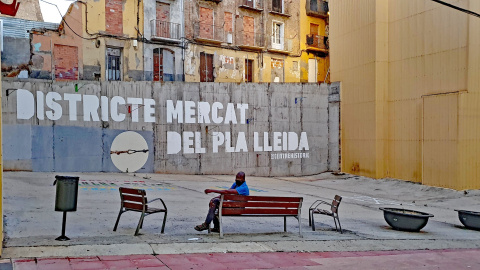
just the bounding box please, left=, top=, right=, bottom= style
left=193, top=23, right=226, bottom=44
left=236, top=31, right=264, bottom=51
left=150, top=20, right=182, bottom=43
left=267, top=36, right=294, bottom=54
left=269, top=1, right=291, bottom=17
left=239, top=0, right=263, bottom=12
left=307, top=0, right=329, bottom=18
left=306, top=34, right=328, bottom=54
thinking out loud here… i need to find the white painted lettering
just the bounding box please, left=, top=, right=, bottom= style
left=167, top=131, right=181, bottom=154
left=101, top=96, right=109, bottom=121
left=288, top=132, right=299, bottom=151
left=64, top=93, right=81, bottom=121
left=198, top=102, right=211, bottom=124
left=144, top=99, right=155, bottom=123
left=224, top=103, right=237, bottom=124
left=225, top=132, right=235, bottom=153
left=183, top=131, right=194, bottom=154
left=298, top=132, right=309, bottom=150
left=83, top=95, right=100, bottom=121
left=254, top=132, right=263, bottom=151
left=195, top=132, right=206, bottom=153
left=45, top=92, right=62, bottom=120
left=212, top=102, right=224, bottom=124
left=17, top=89, right=34, bottom=120
left=263, top=132, right=272, bottom=151
left=111, top=96, right=126, bottom=122
left=235, top=132, right=248, bottom=152
left=273, top=132, right=282, bottom=151
left=36, top=91, right=44, bottom=120
left=127, top=98, right=143, bottom=122
left=237, top=104, right=248, bottom=124
left=167, top=100, right=183, bottom=123
left=212, top=132, right=225, bottom=153
left=184, top=101, right=196, bottom=124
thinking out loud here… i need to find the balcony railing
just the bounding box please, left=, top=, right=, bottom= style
left=239, top=0, right=263, bottom=11
left=307, top=0, right=329, bottom=18
left=236, top=31, right=264, bottom=49
left=150, top=20, right=182, bottom=42
left=306, top=34, right=328, bottom=51
left=268, top=36, right=295, bottom=53
left=194, top=22, right=226, bottom=44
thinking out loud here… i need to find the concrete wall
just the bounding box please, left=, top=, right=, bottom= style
left=2, top=79, right=339, bottom=176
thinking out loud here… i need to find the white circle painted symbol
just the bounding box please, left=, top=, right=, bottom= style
left=110, top=131, right=149, bottom=173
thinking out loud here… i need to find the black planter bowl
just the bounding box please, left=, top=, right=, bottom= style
left=380, top=207, right=434, bottom=232
left=455, top=210, right=480, bottom=230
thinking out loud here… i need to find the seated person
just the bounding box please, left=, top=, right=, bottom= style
left=194, top=171, right=249, bottom=232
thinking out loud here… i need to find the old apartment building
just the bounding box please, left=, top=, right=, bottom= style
left=2, top=0, right=329, bottom=83
left=184, top=0, right=311, bottom=83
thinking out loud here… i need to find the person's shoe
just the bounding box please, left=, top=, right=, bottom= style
left=211, top=227, right=220, bottom=233
left=194, top=223, right=209, bottom=231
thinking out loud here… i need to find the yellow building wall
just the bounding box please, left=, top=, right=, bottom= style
left=299, top=0, right=329, bottom=83
left=331, top=0, right=480, bottom=190
left=81, top=0, right=143, bottom=81
left=330, top=0, right=381, bottom=178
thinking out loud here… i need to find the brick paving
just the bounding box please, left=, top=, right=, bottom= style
left=6, top=249, right=480, bottom=269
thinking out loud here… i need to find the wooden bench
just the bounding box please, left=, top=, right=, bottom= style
left=113, top=187, right=168, bottom=236
left=216, top=194, right=303, bottom=238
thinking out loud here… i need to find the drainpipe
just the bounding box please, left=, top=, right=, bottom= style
left=181, top=0, right=185, bottom=81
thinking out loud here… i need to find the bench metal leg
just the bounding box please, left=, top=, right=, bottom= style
left=135, top=213, right=146, bottom=236
left=284, top=216, right=287, bottom=232
left=161, top=212, right=167, bottom=234
left=113, top=209, right=124, bottom=231
left=308, top=209, right=312, bottom=226
left=336, top=214, right=343, bottom=234
left=298, top=215, right=302, bottom=238
left=311, top=214, right=316, bottom=231
left=219, top=214, right=223, bottom=238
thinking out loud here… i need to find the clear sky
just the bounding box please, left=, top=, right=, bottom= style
left=39, top=0, right=73, bottom=23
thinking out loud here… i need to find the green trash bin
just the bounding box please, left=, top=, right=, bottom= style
left=54, top=175, right=79, bottom=212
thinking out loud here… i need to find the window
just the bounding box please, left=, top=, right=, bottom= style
left=245, top=59, right=253, bottom=82
left=106, top=47, right=122, bottom=81
left=310, top=0, right=318, bottom=12
left=272, top=0, right=283, bottom=13
left=199, top=7, right=214, bottom=40
left=245, top=0, right=254, bottom=8
left=105, top=0, right=123, bottom=35
left=272, top=22, right=284, bottom=50
left=200, top=52, right=214, bottom=82
left=155, top=2, right=171, bottom=38
left=153, top=48, right=175, bottom=82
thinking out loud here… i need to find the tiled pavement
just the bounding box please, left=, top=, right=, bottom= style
left=5, top=249, right=480, bottom=269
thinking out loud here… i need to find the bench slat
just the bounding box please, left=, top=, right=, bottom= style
left=119, top=187, right=145, bottom=196
left=222, top=201, right=300, bottom=208
left=222, top=208, right=299, bottom=215
left=122, top=194, right=146, bottom=203
left=223, top=195, right=302, bottom=202
left=123, top=202, right=145, bottom=211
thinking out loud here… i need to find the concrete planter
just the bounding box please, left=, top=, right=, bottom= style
left=380, top=207, right=434, bottom=232
left=455, top=210, right=480, bottom=231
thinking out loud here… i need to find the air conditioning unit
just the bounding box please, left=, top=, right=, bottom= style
left=227, top=33, right=233, bottom=44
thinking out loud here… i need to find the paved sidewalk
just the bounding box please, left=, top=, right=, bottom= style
left=5, top=249, right=480, bottom=269
left=3, top=171, right=480, bottom=261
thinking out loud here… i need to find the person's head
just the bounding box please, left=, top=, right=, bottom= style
left=235, top=171, right=246, bottom=186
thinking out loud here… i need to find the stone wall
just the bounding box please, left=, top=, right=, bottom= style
left=2, top=79, right=339, bottom=176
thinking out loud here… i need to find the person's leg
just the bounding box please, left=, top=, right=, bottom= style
left=195, top=197, right=220, bottom=231
left=205, top=197, right=220, bottom=225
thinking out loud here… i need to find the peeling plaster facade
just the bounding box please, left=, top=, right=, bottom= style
left=183, top=0, right=308, bottom=83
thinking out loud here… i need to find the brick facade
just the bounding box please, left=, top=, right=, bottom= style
left=105, top=0, right=123, bottom=35
left=54, top=45, right=78, bottom=81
